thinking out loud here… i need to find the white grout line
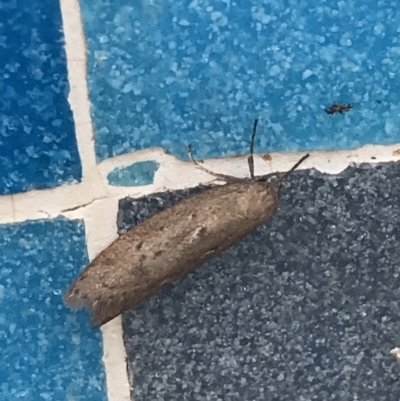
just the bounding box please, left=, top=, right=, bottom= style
left=101, top=317, right=132, bottom=401
left=59, top=0, right=97, bottom=173
left=0, top=196, right=14, bottom=223
left=60, top=1, right=131, bottom=401
left=2, top=141, right=400, bottom=225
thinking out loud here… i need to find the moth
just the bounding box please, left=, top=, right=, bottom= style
left=64, top=120, right=309, bottom=329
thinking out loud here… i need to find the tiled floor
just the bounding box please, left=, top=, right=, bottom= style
left=80, top=0, right=400, bottom=161
left=0, top=0, right=81, bottom=195
left=0, top=218, right=106, bottom=400
left=121, top=164, right=400, bottom=400
left=1, top=0, right=400, bottom=401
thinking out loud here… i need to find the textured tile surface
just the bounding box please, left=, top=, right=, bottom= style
left=80, top=0, right=400, bottom=162
left=0, top=0, right=81, bottom=195
left=121, top=162, right=400, bottom=400
left=0, top=218, right=106, bottom=401
left=107, top=160, right=159, bottom=186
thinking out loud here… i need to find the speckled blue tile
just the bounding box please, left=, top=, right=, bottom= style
left=0, top=218, right=106, bottom=401
left=120, top=162, right=400, bottom=400
left=80, top=0, right=400, bottom=162
left=107, top=160, right=159, bottom=186
left=0, top=1, right=82, bottom=195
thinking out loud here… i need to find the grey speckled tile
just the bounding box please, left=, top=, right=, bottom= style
left=120, top=162, right=400, bottom=401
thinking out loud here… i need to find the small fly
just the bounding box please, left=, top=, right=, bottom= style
left=325, top=102, right=353, bottom=115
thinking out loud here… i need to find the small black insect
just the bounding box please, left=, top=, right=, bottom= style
left=325, top=102, right=353, bottom=115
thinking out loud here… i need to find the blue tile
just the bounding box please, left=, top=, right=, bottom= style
left=80, top=0, right=400, bottom=162
left=107, top=160, right=159, bottom=186
left=0, top=0, right=82, bottom=195
left=0, top=218, right=106, bottom=401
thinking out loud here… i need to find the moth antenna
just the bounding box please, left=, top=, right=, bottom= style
left=187, top=144, right=240, bottom=182
left=247, top=118, right=258, bottom=179
left=278, top=153, right=310, bottom=194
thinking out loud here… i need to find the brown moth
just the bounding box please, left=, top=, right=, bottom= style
left=64, top=120, right=309, bottom=329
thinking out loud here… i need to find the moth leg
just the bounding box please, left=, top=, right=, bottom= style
left=255, top=153, right=310, bottom=193
left=247, top=118, right=258, bottom=178
left=277, top=153, right=310, bottom=192
left=187, top=144, right=240, bottom=182
left=280, top=153, right=309, bottom=180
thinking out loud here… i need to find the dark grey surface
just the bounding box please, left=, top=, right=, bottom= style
left=120, top=162, right=400, bottom=401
